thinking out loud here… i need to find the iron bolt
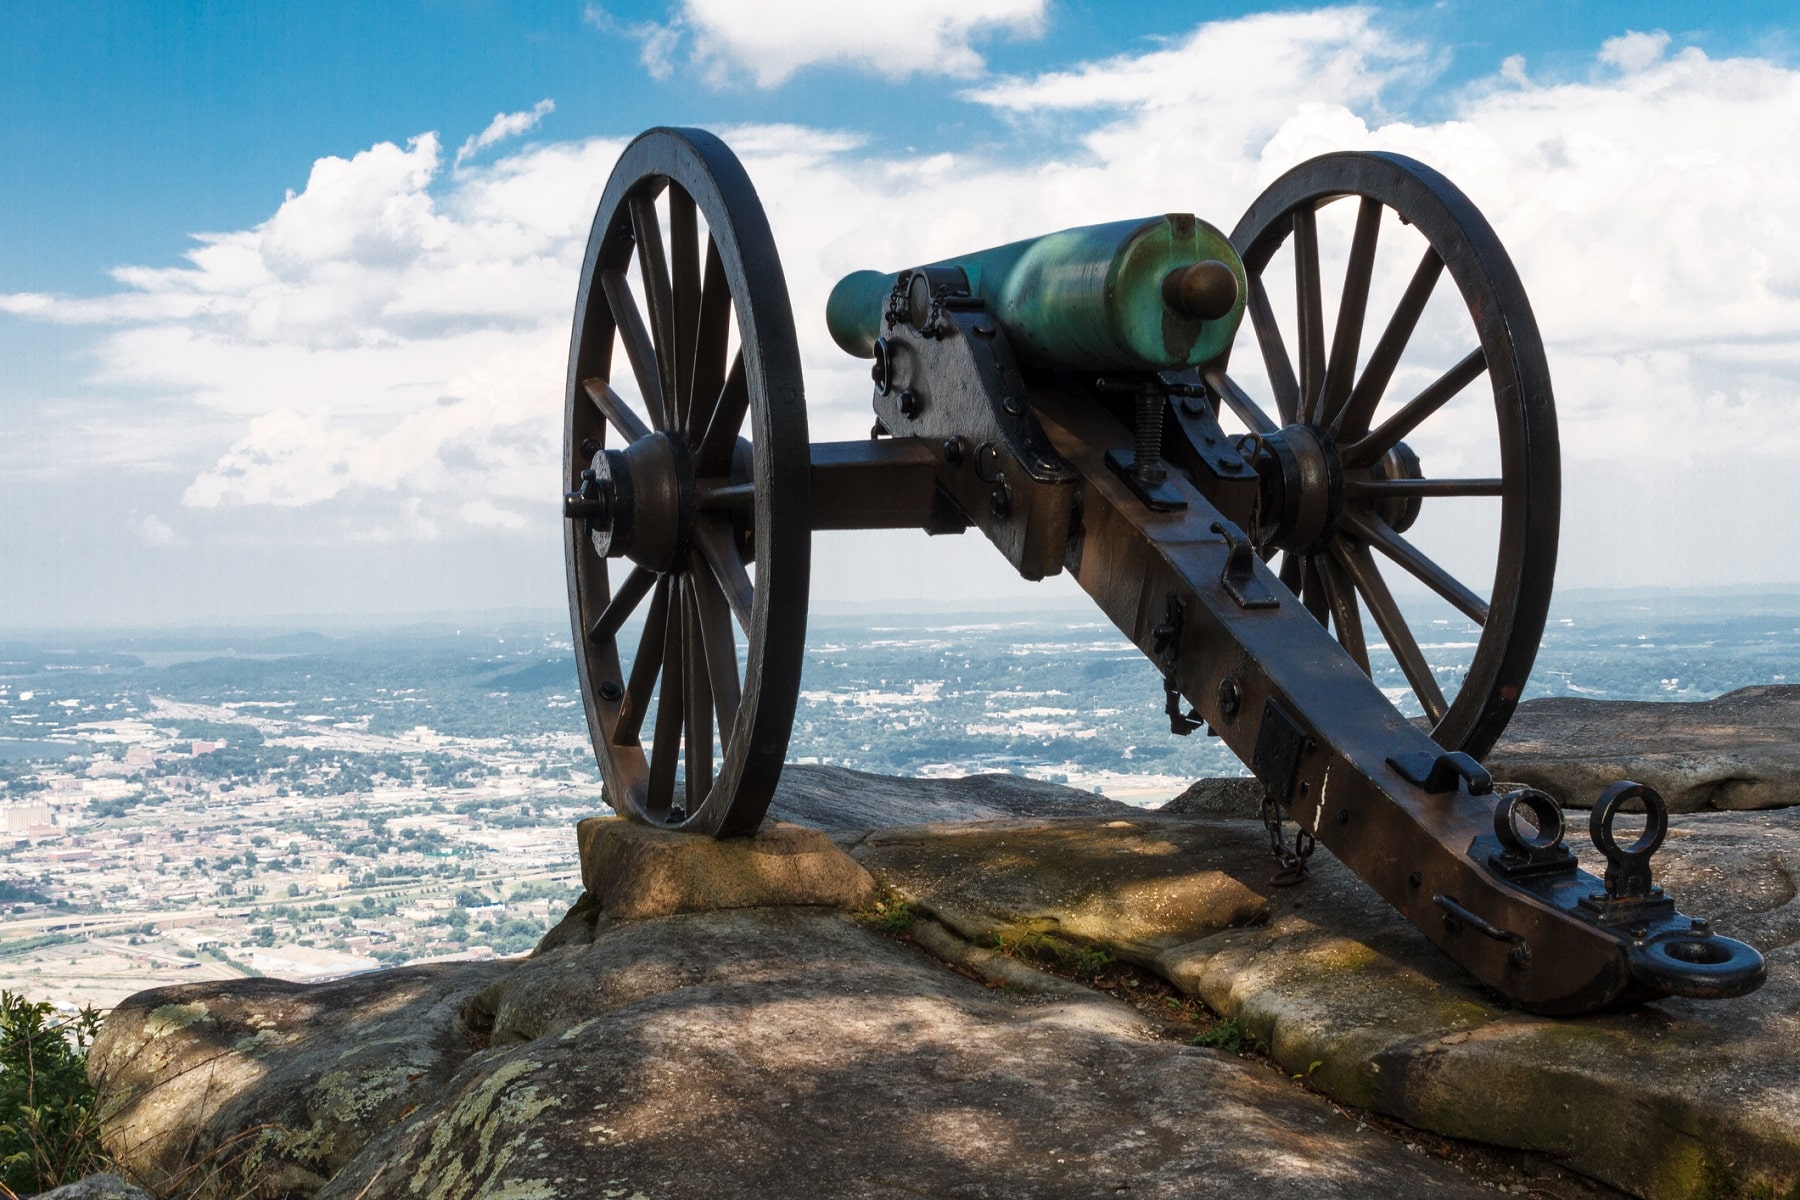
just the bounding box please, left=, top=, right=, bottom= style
left=1217, top=677, right=1241, bottom=718
left=598, top=680, right=624, bottom=702
left=1180, top=396, right=1203, bottom=416
left=989, top=482, right=1012, bottom=518
left=898, top=389, right=922, bottom=419
left=564, top=469, right=608, bottom=521
left=944, top=436, right=966, bottom=467
left=580, top=438, right=602, bottom=459
left=1691, top=917, right=1711, bottom=935
left=1002, top=393, right=1027, bottom=417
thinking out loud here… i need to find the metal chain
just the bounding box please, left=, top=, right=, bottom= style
left=1261, top=792, right=1315, bottom=887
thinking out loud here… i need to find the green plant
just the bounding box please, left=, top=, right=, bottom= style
left=991, top=930, right=1112, bottom=975
left=855, top=895, right=915, bottom=935
left=1191, top=1017, right=1258, bottom=1054
left=0, top=991, right=110, bottom=1193
left=1058, top=945, right=1113, bottom=974
left=991, top=928, right=1053, bottom=958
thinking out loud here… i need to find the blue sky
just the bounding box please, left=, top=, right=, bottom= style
left=4, top=2, right=1800, bottom=626
left=8, top=0, right=1794, bottom=294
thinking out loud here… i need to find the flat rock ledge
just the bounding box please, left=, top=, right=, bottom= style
left=1488, top=684, right=1800, bottom=812
left=851, top=809, right=1800, bottom=1200
left=89, top=768, right=1800, bottom=1200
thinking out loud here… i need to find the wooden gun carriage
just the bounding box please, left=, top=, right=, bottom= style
left=560, top=127, right=1765, bottom=1014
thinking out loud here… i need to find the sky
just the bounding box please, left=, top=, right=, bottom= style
left=4, top=0, right=1800, bottom=628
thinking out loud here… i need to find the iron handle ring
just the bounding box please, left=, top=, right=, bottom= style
left=1493, top=787, right=1565, bottom=855
left=1590, top=780, right=1668, bottom=899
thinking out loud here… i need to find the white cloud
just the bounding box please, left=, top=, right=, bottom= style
left=594, top=0, right=1048, bottom=88
left=454, top=100, right=555, bottom=171
left=3, top=128, right=621, bottom=533
left=128, top=511, right=181, bottom=546
left=1597, top=29, right=1672, bottom=73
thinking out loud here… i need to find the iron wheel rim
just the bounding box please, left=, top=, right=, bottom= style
left=1220, top=151, right=1560, bottom=759
left=564, top=127, right=811, bottom=837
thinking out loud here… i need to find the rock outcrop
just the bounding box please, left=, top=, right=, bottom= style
left=89, top=688, right=1800, bottom=1200
left=94, top=873, right=1496, bottom=1198
left=1487, top=684, right=1800, bottom=812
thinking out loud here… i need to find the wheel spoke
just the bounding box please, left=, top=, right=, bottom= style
left=688, top=237, right=731, bottom=445
left=614, top=576, right=670, bottom=746
left=647, top=576, right=685, bottom=817
left=1279, top=551, right=1303, bottom=597
left=695, top=515, right=754, bottom=632
left=599, top=268, right=669, bottom=431
left=668, top=186, right=701, bottom=438
left=695, top=351, right=748, bottom=475
left=1246, top=277, right=1301, bottom=425
left=628, top=193, right=679, bottom=426
left=587, top=565, right=655, bottom=646
left=1321, top=197, right=1382, bottom=427
left=1344, top=348, right=1488, bottom=467
left=696, top=481, right=755, bottom=511
left=1341, top=507, right=1490, bottom=625
left=1301, top=554, right=1330, bottom=627
left=1293, top=206, right=1327, bottom=424
left=682, top=575, right=713, bottom=811
left=1344, top=477, right=1504, bottom=499
left=582, top=378, right=651, bottom=446
left=690, top=552, right=742, bottom=738
left=1203, top=368, right=1279, bottom=438
left=1316, top=549, right=1369, bottom=673
left=1330, top=246, right=1444, bottom=440
left=1332, top=541, right=1449, bottom=724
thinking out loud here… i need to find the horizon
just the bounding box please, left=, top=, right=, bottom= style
left=0, top=582, right=1794, bottom=643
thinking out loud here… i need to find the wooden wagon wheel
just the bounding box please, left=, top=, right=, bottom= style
left=1213, top=152, right=1560, bottom=759
left=563, top=127, right=810, bottom=837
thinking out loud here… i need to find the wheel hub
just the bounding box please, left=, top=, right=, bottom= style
left=1366, top=441, right=1423, bottom=534
left=1255, top=424, right=1342, bottom=554
left=1256, top=428, right=1428, bottom=551
left=573, top=431, right=696, bottom=573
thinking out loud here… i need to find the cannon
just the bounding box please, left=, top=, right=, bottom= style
left=560, top=127, right=1765, bottom=1014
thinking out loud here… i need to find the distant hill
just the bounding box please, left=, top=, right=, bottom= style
left=485, top=660, right=579, bottom=692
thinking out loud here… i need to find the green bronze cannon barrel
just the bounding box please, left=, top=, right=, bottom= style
left=827, top=213, right=1248, bottom=373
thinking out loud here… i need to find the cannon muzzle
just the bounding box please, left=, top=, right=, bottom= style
left=827, top=213, right=1248, bottom=373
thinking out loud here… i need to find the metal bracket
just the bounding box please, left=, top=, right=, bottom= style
left=1250, top=698, right=1307, bottom=805
left=1388, top=749, right=1492, bottom=796
left=1210, top=520, right=1278, bottom=609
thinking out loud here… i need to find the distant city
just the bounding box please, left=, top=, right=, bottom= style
left=1, top=589, right=1796, bottom=1011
